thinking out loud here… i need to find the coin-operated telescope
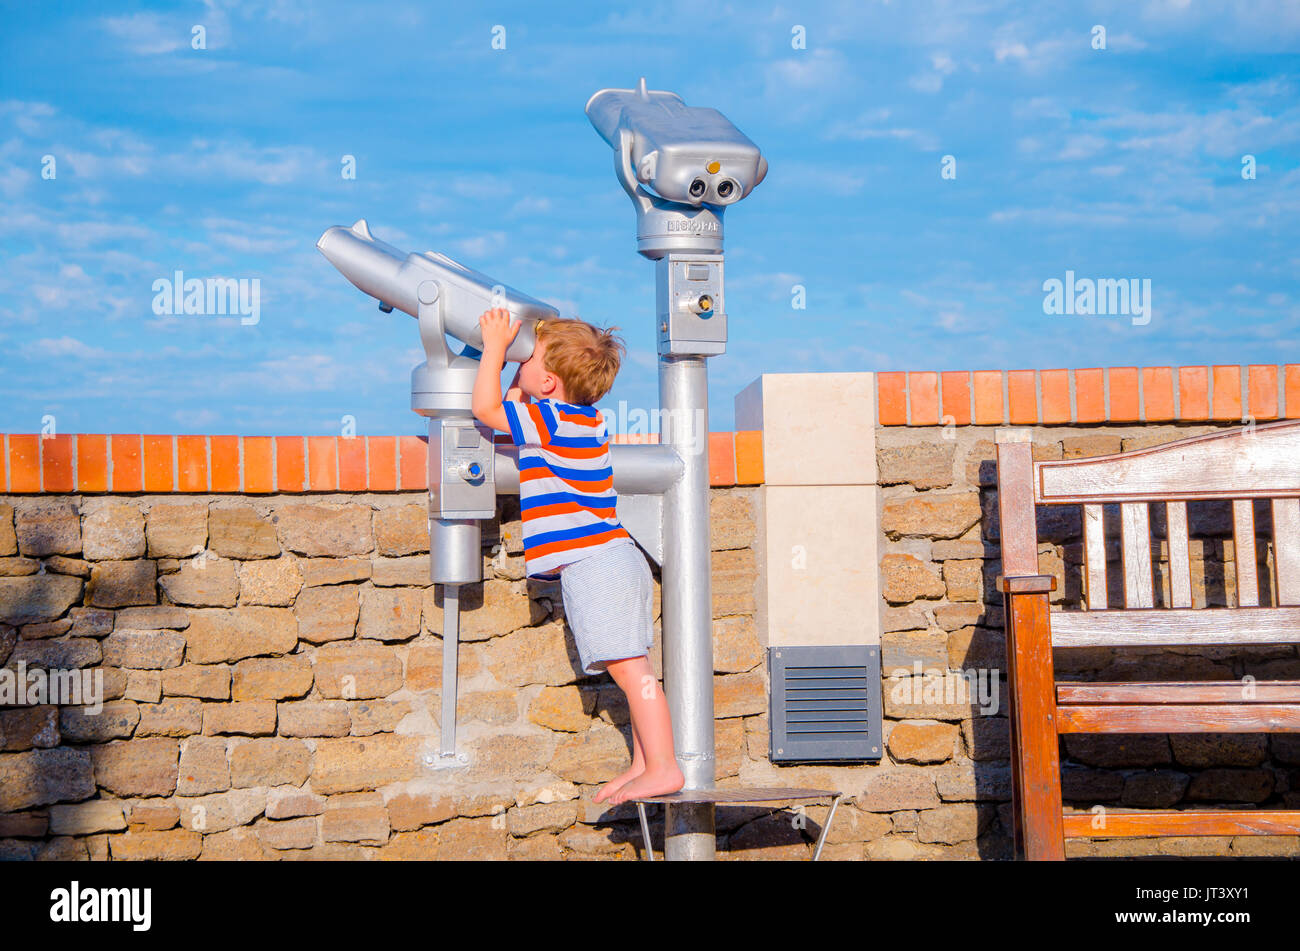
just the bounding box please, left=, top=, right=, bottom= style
left=586, top=79, right=767, bottom=860
left=586, top=79, right=766, bottom=357
left=317, top=219, right=558, bottom=763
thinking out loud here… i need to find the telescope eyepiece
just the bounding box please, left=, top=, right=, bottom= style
left=716, top=179, right=736, bottom=201
left=688, top=178, right=706, bottom=199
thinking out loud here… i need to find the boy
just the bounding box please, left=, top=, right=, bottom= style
left=471, top=308, right=685, bottom=806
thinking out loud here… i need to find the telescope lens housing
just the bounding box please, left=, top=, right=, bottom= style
left=716, top=179, right=734, bottom=200
left=688, top=178, right=706, bottom=198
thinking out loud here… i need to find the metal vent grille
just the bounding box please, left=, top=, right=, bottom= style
left=768, top=645, right=881, bottom=763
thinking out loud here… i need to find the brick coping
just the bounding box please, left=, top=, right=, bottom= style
left=0, top=432, right=764, bottom=494
left=877, top=364, right=1300, bottom=426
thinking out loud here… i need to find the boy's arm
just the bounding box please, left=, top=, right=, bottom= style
left=470, top=309, right=520, bottom=434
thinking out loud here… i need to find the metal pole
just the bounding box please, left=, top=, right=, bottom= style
left=659, top=355, right=715, bottom=860
left=440, top=583, right=459, bottom=756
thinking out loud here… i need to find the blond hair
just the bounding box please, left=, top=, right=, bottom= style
left=535, top=318, right=625, bottom=406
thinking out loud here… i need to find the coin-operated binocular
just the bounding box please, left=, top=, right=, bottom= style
left=318, top=219, right=557, bottom=582
left=318, top=219, right=558, bottom=763
left=586, top=78, right=766, bottom=356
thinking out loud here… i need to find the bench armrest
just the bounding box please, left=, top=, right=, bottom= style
left=997, top=574, right=1057, bottom=595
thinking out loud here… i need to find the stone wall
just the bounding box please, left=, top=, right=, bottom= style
left=0, top=488, right=766, bottom=860
left=872, top=422, right=1300, bottom=859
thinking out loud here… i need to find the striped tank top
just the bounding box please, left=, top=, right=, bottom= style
left=501, top=398, right=631, bottom=580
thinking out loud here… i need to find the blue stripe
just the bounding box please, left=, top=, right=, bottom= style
left=538, top=400, right=559, bottom=439
left=520, top=491, right=616, bottom=511
left=546, top=433, right=606, bottom=448
left=502, top=401, right=526, bottom=447
left=525, top=521, right=625, bottom=547
left=518, top=457, right=613, bottom=482
left=554, top=401, right=599, bottom=417
left=521, top=491, right=616, bottom=511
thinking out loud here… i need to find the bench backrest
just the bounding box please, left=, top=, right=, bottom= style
left=995, top=419, right=1300, bottom=647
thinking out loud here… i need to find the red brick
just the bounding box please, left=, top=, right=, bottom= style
left=878, top=372, right=907, bottom=425
left=1007, top=370, right=1037, bottom=424
left=708, top=432, right=735, bottom=486
left=177, top=435, right=207, bottom=492
left=1286, top=365, right=1300, bottom=419
left=972, top=371, right=1003, bottom=425
left=1040, top=369, right=1070, bottom=424
left=1178, top=366, right=1209, bottom=421
left=366, top=437, right=397, bottom=491
left=1247, top=365, right=1278, bottom=420
left=1211, top=365, right=1242, bottom=421
left=1142, top=367, right=1174, bottom=421
left=1074, top=368, right=1105, bottom=423
left=42, top=434, right=74, bottom=492
left=77, top=434, right=109, bottom=492
left=210, top=436, right=241, bottom=492
left=338, top=437, right=366, bottom=491
left=244, top=437, right=273, bottom=493
left=9, top=434, right=40, bottom=492
left=308, top=436, right=337, bottom=490
left=398, top=436, right=427, bottom=490
left=909, top=371, right=939, bottom=425
left=276, top=437, right=305, bottom=491
left=1108, top=366, right=1139, bottom=422
left=110, top=435, right=143, bottom=492
left=940, top=371, right=971, bottom=425
left=143, top=435, right=174, bottom=491
left=734, top=431, right=763, bottom=485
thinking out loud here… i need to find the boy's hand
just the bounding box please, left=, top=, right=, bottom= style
left=505, top=364, right=528, bottom=403
left=479, top=308, right=520, bottom=355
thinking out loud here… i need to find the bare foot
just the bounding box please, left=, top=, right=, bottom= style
left=593, top=766, right=644, bottom=804
left=608, top=764, right=684, bottom=805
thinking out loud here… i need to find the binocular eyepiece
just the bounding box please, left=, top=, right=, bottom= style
left=586, top=80, right=767, bottom=209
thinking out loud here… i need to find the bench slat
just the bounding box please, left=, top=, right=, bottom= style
left=1120, top=502, right=1154, bottom=608
left=1062, top=810, right=1300, bottom=838
left=1084, top=503, right=1107, bottom=609
left=1274, top=498, right=1300, bottom=606
left=1057, top=703, right=1300, bottom=732
left=1057, top=681, right=1300, bottom=704
left=1166, top=501, right=1192, bottom=608
left=1036, top=420, right=1300, bottom=503
left=1050, top=606, right=1300, bottom=646
left=1233, top=499, right=1260, bottom=607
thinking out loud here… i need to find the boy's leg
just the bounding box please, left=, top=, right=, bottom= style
left=603, top=654, right=684, bottom=805
left=592, top=715, right=645, bottom=803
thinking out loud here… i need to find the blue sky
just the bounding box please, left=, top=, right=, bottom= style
left=1, top=0, right=1297, bottom=436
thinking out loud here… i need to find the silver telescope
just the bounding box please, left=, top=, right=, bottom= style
left=317, top=218, right=551, bottom=363
left=317, top=218, right=561, bottom=767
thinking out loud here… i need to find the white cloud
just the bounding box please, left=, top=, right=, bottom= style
left=23, top=336, right=109, bottom=360
left=909, top=51, right=958, bottom=93
left=101, top=13, right=186, bottom=55
left=452, top=232, right=508, bottom=260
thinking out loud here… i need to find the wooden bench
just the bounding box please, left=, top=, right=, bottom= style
left=994, top=420, right=1300, bottom=860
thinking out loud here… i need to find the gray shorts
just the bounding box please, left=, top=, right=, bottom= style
left=559, top=539, right=655, bottom=675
